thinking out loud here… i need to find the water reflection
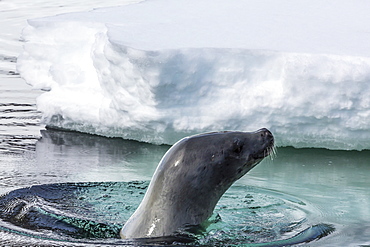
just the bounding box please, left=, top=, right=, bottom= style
left=0, top=129, right=168, bottom=195
left=35, top=129, right=169, bottom=182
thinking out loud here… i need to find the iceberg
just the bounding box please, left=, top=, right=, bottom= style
left=17, top=0, right=370, bottom=150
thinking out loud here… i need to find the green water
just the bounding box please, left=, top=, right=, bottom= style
left=0, top=129, right=369, bottom=246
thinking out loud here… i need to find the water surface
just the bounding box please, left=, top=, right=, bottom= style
left=0, top=130, right=369, bottom=246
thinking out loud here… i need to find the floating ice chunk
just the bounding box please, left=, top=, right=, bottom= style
left=17, top=0, right=370, bottom=150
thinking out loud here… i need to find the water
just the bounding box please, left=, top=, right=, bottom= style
left=0, top=130, right=369, bottom=246
left=1, top=1, right=370, bottom=246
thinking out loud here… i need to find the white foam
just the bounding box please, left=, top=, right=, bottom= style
left=17, top=0, right=370, bottom=150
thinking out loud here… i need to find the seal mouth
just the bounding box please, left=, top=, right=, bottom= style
left=265, top=143, right=276, bottom=159
left=265, top=137, right=276, bottom=159
left=252, top=144, right=275, bottom=160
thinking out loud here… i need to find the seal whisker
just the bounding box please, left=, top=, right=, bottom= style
left=269, top=146, right=276, bottom=160
left=267, top=145, right=277, bottom=161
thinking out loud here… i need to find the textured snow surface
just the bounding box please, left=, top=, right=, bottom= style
left=17, top=0, right=370, bottom=150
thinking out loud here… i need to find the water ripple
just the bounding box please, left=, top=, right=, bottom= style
left=0, top=101, right=42, bottom=154
left=0, top=182, right=335, bottom=246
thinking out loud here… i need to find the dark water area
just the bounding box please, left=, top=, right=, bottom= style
left=0, top=180, right=334, bottom=246
left=0, top=129, right=369, bottom=246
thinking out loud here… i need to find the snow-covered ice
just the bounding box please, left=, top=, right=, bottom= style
left=17, top=0, right=370, bottom=150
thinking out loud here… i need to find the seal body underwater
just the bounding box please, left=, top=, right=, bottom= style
left=120, top=128, right=274, bottom=239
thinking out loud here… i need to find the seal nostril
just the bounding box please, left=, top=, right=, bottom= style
left=262, top=128, right=273, bottom=138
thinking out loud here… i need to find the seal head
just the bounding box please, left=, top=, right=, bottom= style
left=120, top=128, right=274, bottom=239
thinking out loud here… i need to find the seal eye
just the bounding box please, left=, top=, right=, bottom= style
left=234, top=145, right=243, bottom=153
left=233, top=139, right=244, bottom=154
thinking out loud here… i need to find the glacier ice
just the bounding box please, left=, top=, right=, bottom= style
left=17, top=0, right=370, bottom=150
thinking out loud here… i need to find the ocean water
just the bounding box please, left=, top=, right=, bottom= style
left=1, top=1, right=370, bottom=246
left=0, top=129, right=369, bottom=246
